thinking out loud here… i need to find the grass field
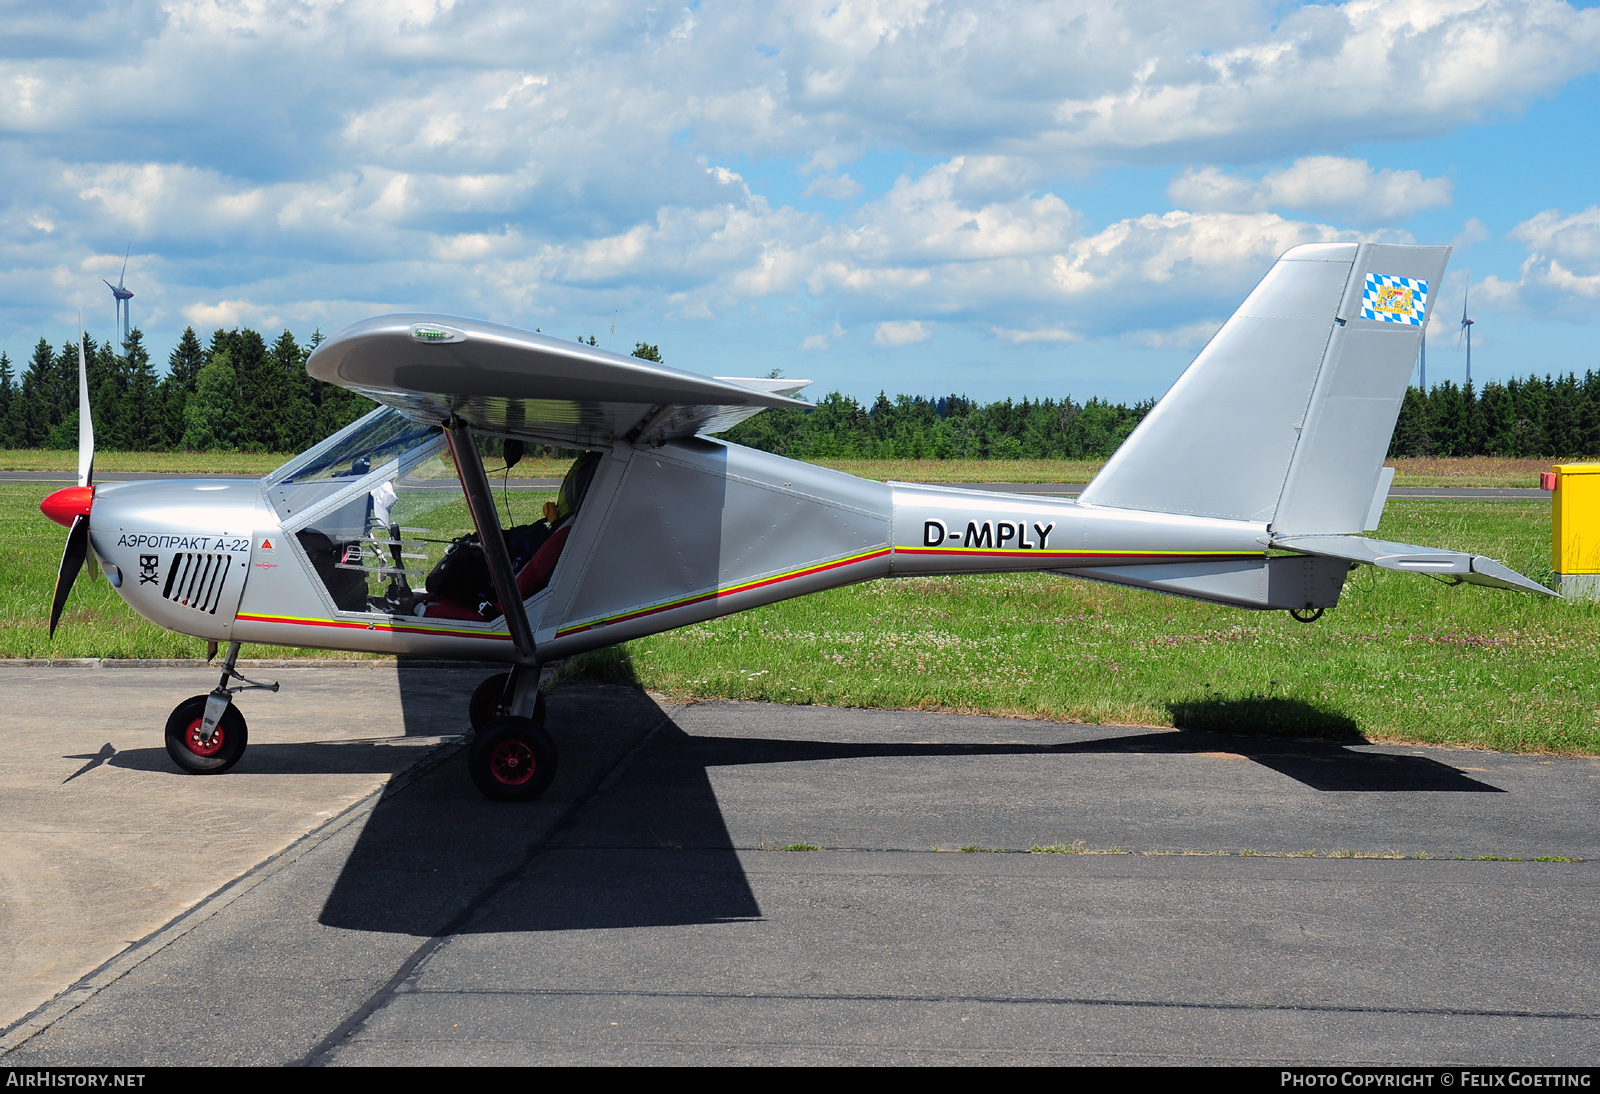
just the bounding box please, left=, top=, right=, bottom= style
left=5, top=479, right=1597, bottom=753
left=1, top=449, right=1573, bottom=487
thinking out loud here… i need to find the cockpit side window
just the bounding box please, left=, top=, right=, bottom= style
left=283, top=425, right=602, bottom=621
left=413, top=449, right=602, bottom=622
left=264, top=407, right=443, bottom=525
left=292, top=447, right=480, bottom=615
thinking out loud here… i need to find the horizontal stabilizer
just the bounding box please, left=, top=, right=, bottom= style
left=1274, top=535, right=1555, bottom=596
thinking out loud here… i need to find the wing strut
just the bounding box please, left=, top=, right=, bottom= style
left=445, top=420, right=539, bottom=662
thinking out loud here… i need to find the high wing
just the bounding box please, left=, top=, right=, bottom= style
left=306, top=314, right=811, bottom=448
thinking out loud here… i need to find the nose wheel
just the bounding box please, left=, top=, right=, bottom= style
left=164, top=695, right=249, bottom=774
left=161, top=641, right=276, bottom=776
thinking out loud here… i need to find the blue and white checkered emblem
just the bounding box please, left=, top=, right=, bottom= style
left=1361, top=273, right=1428, bottom=325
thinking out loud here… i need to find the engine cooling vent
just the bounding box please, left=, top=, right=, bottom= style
left=162, top=552, right=234, bottom=614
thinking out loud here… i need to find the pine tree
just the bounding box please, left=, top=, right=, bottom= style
left=1426, top=381, right=1465, bottom=456
left=1480, top=382, right=1516, bottom=456
left=85, top=338, right=127, bottom=451
left=0, top=352, right=12, bottom=442
left=155, top=326, right=206, bottom=449
left=181, top=349, right=238, bottom=451
left=267, top=329, right=317, bottom=452
left=227, top=328, right=270, bottom=450
left=1581, top=372, right=1600, bottom=457
left=47, top=336, right=80, bottom=432
left=1547, top=374, right=1582, bottom=457
left=1389, top=386, right=1431, bottom=457
left=11, top=339, right=54, bottom=448
left=167, top=326, right=205, bottom=390
left=121, top=328, right=160, bottom=450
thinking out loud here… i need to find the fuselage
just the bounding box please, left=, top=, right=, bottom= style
left=77, top=428, right=1284, bottom=667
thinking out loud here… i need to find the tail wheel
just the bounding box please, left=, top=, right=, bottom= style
left=164, top=695, right=249, bottom=775
left=469, top=672, right=545, bottom=730
left=468, top=716, right=558, bottom=801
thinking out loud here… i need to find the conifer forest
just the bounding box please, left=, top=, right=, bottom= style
left=0, top=325, right=1595, bottom=462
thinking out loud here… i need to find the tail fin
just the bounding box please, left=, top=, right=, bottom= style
left=1079, top=242, right=1448, bottom=534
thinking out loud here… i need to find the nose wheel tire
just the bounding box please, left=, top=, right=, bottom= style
left=469, top=672, right=546, bottom=729
left=164, top=695, right=249, bottom=775
left=469, top=715, right=558, bottom=801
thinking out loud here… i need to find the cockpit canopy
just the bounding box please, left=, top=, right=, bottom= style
left=261, top=406, right=595, bottom=621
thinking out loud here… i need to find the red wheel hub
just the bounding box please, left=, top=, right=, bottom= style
left=488, top=739, right=536, bottom=786
left=184, top=717, right=226, bottom=757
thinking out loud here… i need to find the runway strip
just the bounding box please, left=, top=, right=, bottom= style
left=3, top=672, right=1595, bottom=1065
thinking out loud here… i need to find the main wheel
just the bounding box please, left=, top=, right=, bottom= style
left=164, top=695, right=249, bottom=775
left=469, top=672, right=546, bottom=730
left=468, top=715, right=558, bottom=801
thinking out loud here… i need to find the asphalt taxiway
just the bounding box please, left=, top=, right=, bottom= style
left=2, top=666, right=1595, bottom=1065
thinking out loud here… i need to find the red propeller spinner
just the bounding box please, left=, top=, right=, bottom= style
left=41, top=485, right=93, bottom=528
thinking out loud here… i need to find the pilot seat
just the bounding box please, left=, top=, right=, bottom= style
left=415, top=451, right=600, bottom=622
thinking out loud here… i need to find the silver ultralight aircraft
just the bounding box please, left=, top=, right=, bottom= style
left=40, top=242, right=1552, bottom=800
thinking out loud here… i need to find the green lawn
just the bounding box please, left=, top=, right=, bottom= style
left=6, top=480, right=1596, bottom=754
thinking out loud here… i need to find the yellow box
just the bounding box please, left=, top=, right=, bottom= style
left=1552, top=463, right=1600, bottom=574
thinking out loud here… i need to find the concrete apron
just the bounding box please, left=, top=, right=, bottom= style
left=0, top=660, right=492, bottom=1029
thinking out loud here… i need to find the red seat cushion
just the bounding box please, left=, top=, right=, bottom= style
left=516, top=523, right=572, bottom=598
left=419, top=523, right=572, bottom=621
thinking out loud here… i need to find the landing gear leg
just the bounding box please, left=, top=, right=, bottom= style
left=469, top=668, right=546, bottom=730
left=467, top=665, right=555, bottom=800
left=163, top=641, right=279, bottom=775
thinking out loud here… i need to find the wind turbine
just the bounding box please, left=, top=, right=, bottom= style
left=1459, top=280, right=1475, bottom=387
left=101, top=244, right=133, bottom=351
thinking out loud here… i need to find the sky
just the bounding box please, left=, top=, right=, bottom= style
left=2, top=0, right=1599, bottom=404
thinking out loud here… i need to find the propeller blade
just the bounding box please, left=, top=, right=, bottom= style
left=78, top=314, right=93, bottom=488
left=49, top=514, right=90, bottom=638
left=119, top=243, right=129, bottom=290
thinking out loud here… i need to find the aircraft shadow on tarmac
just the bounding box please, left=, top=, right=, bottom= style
left=310, top=682, right=1503, bottom=939
left=102, top=740, right=456, bottom=777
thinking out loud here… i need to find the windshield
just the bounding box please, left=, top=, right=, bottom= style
left=269, top=407, right=441, bottom=486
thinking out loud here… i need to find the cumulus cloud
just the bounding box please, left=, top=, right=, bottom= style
left=992, top=327, right=1081, bottom=344
left=1123, top=319, right=1225, bottom=349
left=1453, top=217, right=1491, bottom=249
left=0, top=0, right=1595, bottom=372
left=800, top=320, right=846, bottom=350
left=803, top=174, right=864, bottom=200
left=874, top=320, right=930, bottom=346
left=1481, top=206, right=1600, bottom=318
left=1168, top=158, right=1453, bottom=225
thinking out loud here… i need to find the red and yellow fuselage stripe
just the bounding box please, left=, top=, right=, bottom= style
left=240, top=545, right=1260, bottom=646
left=234, top=611, right=512, bottom=642
left=555, top=546, right=892, bottom=638
left=895, top=547, right=1259, bottom=561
